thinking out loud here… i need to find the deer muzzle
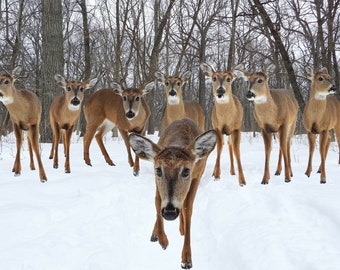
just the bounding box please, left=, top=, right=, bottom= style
left=161, top=203, right=180, bottom=221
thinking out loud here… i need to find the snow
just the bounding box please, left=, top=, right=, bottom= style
left=0, top=132, right=340, bottom=270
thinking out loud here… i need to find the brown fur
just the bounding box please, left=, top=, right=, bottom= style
left=0, top=67, right=47, bottom=182
left=49, top=74, right=97, bottom=173
left=129, top=118, right=217, bottom=269
left=302, top=67, right=340, bottom=183
left=235, top=65, right=298, bottom=184
left=83, top=81, right=153, bottom=175
left=155, top=71, right=205, bottom=134
left=201, top=62, right=246, bottom=185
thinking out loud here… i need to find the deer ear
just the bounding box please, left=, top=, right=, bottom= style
left=143, top=81, right=154, bottom=95
left=12, top=66, right=22, bottom=79
left=233, top=69, right=248, bottom=81
left=192, top=130, right=217, bottom=160
left=129, top=133, right=160, bottom=162
left=85, top=78, right=98, bottom=89
left=200, top=63, right=214, bottom=77
left=155, top=71, right=165, bottom=82
left=112, top=82, right=122, bottom=95
left=319, top=67, right=329, bottom=74
left=305, top=66, right=314, bottom=80
left=54, top=74, right=67, bottom=87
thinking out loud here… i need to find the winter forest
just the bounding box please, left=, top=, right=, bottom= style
left=0, top=0, right=339, bottom=141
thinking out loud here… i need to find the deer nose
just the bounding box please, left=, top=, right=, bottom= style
left=71, top=97, right=80, bottom=106
left=126, top=111, right=135, bottom=119
left=246, top=90, right=255, bottom=100
left=169, top=89, right=177, bottom=96
left=329, top=85, right=336, bottom=94
left=216, top=87, right=225, bottom=98
left=161, top=203, right=180, bottom=221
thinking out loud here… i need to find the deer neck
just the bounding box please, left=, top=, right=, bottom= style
left=253, top=93, right=278, bottom=126
left=165, top=99, right=185, bottom=122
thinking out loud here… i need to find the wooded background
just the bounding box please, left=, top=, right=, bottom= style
left=1, top=0, right=339, bottom=142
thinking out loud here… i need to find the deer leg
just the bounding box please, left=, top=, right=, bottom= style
left=95, top=127, right=114, bottom=166
left=52, top=125, right=60, bottom=169
left=261, top=130, right=272, bottom=184
left=151, top=188, right=168, bottom=249
left=83, top=123, right=97, bottom=166
left=275, top=149, right=282, bottom=175
left=231, top=130, right=246, bottom=186
left=64, top=127, right=73, bottom=173
left=334, top=125, right=340, bottom=164
left=29, top=125, right=47, bottom=182
left=27, top=137, right=35, bottom=170
left=119, top=128, right=135, bottom=170
left=318, top=131, right=329, bottom=184
left=305, top=132, right=316, bottom=177
left=62, top=129, right=67, bottom=157
left=317, top=131, right=331, bottom=174
left=180, top=176, right=201, bottom=269
left=212, top=129, right=223, bottom=180
left=279, top=126, right=291, bottom=182
left=179, top=208, right=185, bottom=236
left=12, top=124, right=23, bottom=176
left=228, top=136, right=235, bottom=175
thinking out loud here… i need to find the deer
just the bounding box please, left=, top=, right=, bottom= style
left=234, top=64, right=298, bottom=184
left=155, top=70, right=205, bottom=134
left=0, top=66, right=47, bottom=182
left=302, top=66, right=340, bottom=183
left=129, top=117, right=217, bottom=269
left=49, top=74, right=97, bottom=173
left=83, top=81, right=154, bottom=176
left=200, top=62, right=246, bottom=185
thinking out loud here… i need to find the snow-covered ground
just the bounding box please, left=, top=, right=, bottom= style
left=0, top=132, right=339, bottom=270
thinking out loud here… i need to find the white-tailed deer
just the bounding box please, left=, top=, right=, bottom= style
left=129, top=117, right=216, bottom=269
left=49, top=74, right=97, bottom=173
left=234, top=64, right=298, bottom=184
left=200, top=62, right=246, bottom=185
left=155, top=71, right=205, bottom=133
left=302, top=66, right=340, bottom=183
left=0, top=66, right=47, bottom=182
left=83, top=81, right=154, bottom=176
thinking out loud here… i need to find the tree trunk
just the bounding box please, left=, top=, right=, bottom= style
left=78, top=0, right=92, bottom=136
left=40, top=0, right=64, bottom=142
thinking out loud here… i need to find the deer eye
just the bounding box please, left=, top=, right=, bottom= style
left=181, top=168, right=190, bottom=178
left=4, top=79, right=10, bottom=85
left=67, top=86, right=72, bottom=92
left=318, top=77, right=324, bottom=81
left=212, top=77, right=217, bottom=81
left=156, top=167, right=162, bottom=177
left=226, top=77, right=231, bottom=82
left=165, top=81, right=169, bottom=86
left=177, top=81, right=181, bottom=86
left=257, top=79, right=263, bottom=83
left=135, top=96, right=140, bottom=101
left=79, top=87, right=84, bottom=92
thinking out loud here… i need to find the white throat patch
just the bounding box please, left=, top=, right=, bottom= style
left=315, top=92, right=328, bottom=100
left=215, top=95, right=229, bottom=104
left=253, top=96, right=267, bottom=104
left=168, top=96, right=180, bottom=105
left=0, top=96, right=14, bottom=105
left=68, top=104, right=81, bottom=111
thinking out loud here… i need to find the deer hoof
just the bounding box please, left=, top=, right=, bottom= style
left=150, top=235, right=158, bottom=242
left=181, top=262, right=193, bottom=269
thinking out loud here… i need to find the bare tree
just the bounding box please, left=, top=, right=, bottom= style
left=40, top=0, right=64, bottom=142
